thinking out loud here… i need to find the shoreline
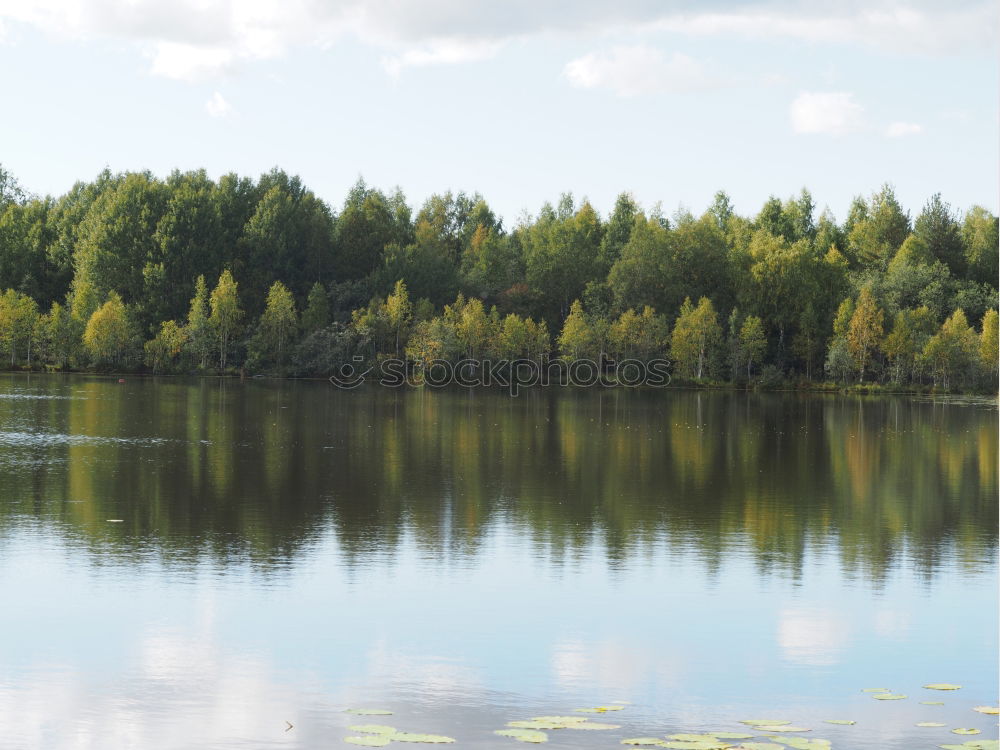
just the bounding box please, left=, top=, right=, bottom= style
left=2, top=368, right=996, bottom=398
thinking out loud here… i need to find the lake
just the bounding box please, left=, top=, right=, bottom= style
left=0, top=375, right=996, bottom=749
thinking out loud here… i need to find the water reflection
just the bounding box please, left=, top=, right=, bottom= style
left=0, top=376, right=996, bottom=749
left=0, top=377, right=994, bottom=583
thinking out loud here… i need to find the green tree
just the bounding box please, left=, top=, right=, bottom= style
left=558, top=299, right=596, bottom=360
left=301, top=281, right=330, bottom=333
left=456, top=296, right=489, bottom=359
left=883, top=310, right=920, bottom=384
left=382, top=279, right=413, bottom=357
left=523, top=197, right=604, bottom=321
left=739, top=315, right=766, bottom=378
left=847, top=286, right=884, bottom=382
left=144, top=320, right=187, bottom=373
left=825, top=337, right=854, bottom=383
left=671, top=297, right=721, bottom=379
left=599, top=192, right=639, bottom=270
left=914, top=193, right=964, bottom=275
left=255, top=280, right=298, bottom=366
left=0, top=289, right=40, bottom=366
left=921, top=309, right=978, bottom=389
left=209, top=269, right=243, bottom=370
left=83, top=292, right=138, bottom=369
left=979, top=308, right=998, bottom=385
left=846, top=184, right=910, bottom=269
left=185, top=275, right=212, bottom=369
left=961, top=205, right=999, bottom=286
left=40, top=300, right=79, bottom=369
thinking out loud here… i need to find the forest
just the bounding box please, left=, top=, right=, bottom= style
left=0, top=165, right=995, bottom=391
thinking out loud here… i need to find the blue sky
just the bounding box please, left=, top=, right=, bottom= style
left=0, top=0, right=996, bottom=224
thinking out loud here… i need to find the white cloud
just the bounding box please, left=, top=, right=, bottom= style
left=205, top=91, right=233, bottom=118
left=790, top=91, right=865, bottom=136
left=0, top=0, right=994, bottom=81
left=381, top=38, right=503, bottom=78
left=885, top=121, right=922, bottom=137
left=650, top=3, right=998, bottom=56
left=152, top=43, right=236, bottom=80
left=564, top=45, right=711, bottom=96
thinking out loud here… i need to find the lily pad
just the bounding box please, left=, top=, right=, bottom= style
left=872, top=693, right=907, bottom=700
left=922, top=701, right=946, bottom=705
left=737, top=744, right=784, bottom=750
left=346, top=708, right=394, bottom=716
left=952, top=729, right=981, bottom=736
left=739, top=720, right=791, bottom=726
left=710, top=733, right=755, bottom=739
left=574, top=705, right=624, bottom=713
left=917, top=722, right=947, bottom=727
left=926, top=684, right=963, bottom=691
left=823, top=719, right=856, bottom=725
left=754, top=725, right=811, bottom=732
left=862, top=688, right=889, bottom=692
left=387, top=731, right=455, bottom=743
left=973, top=706, right=1000, bottom=714
left=569, top=721, right=620, bottom=730
left=621, top=740, right=667, bottom=747
left=668, top=735, right=726, bottom=742
left=495, top=728, right=548, bottom=743
left=508, top=721, right=568, bottom=730
left=660, top=742, right=731, bottom=750
left=345, top=737, right=392, bottom=747
left=349, top=725, right=397, bottom=734
left=770, top=739, right=831, bottom=750
left=530, top=716, right=587, bottom=724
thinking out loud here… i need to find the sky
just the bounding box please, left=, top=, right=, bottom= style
left=0, top=0, right=997, bottom=225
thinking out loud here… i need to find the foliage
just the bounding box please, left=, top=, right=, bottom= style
left=671, top=297, right=722, bottom=379
left=0, top=165, right=993, bottom=389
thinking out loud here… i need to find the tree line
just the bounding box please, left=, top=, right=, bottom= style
left=0, top=165, right=995, bottom=390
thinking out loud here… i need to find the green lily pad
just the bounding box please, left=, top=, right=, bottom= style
left=574, top=705, right=624, bottom=713
left=922, top=701, right=946, bottom=705
left=771, top=739, right=831, bottom=750
left=710, top=733, right=754, bottom=739
left=973, top=706, right=1000, bottom=714
left=739, top=720, right=791, bottom=726
left=961, top=742, right=999, bottom=750
left=754, top=725, right=811, bottom=732
left=349, top=725, right=396, bottom=735
left=823, top=719, right=856, bottom=725
left=952, top=729, right=982, bottom=735
left=346, top=708, right=394, bottom=716
left=667, top=735, right=726, bottom=742
left=508, top=721, right=567, bottom=730
left=388, top=732, right=456, bottom=743
left=660, top=742, right=731, bottom=750
left=926, top=684, right=963, bottom=691
left=345, top=737, right=392, bottom=747
left=862, top=688, right=889, bottom=692
left=917, top=722, right=947, bottom=727
left=495, top=728, right=548, bottom=743
left=569, top=721, right=620, bottom=730
left=531, top=716, right=587, bottom=724
left=737, top=744, right=784, bottom=750
left=872, top=693, right=907, bottom=700
left=621, top=740, right=667, bottom=747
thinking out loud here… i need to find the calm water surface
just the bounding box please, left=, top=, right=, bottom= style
left=0, top=375, right=996, bottom=749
